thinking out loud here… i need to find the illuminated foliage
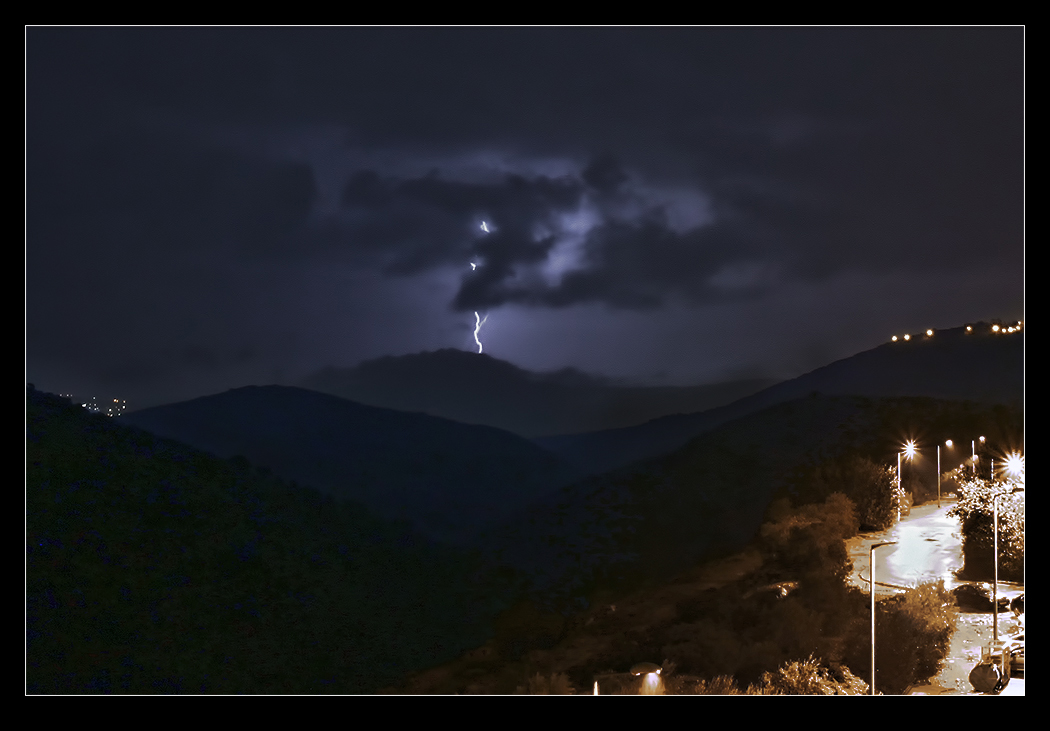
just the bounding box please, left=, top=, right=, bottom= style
left=947, top=473, right=1024, bottom=582
left=844, top=581, right=957, bottom=695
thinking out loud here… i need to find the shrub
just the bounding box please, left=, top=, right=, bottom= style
left=758, top=655, right=868, bottom=695
left=520, top=672, right=575, bottom=694
left=664, top=673, right=758, bottom=695
left=793, top=456, right=902, bottom=531
left=758, top=492, right=857, bottom=591
left=669, top=657, right=867, bottom=695
left=948, top=476, right=1024, bottom=582
left=849, top=460, right=904, bottom=531
left=843, top=581, right=957, bottom=694
left=903, top=471, right=937, bottom=505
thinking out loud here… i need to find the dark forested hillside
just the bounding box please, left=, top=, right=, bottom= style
left=26, top=387, right=500, bottom=694
left=122, top=385, right=581, bottom=545
left=482, top=394, right=1023, bottom=610
left=538, top=324, right=1023, bottom=476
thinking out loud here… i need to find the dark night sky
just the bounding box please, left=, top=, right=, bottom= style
left=26, top=27, right=1024, bottom=409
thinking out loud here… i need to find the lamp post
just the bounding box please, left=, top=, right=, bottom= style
left=897, top=452, right=901, bottom=521
left=992, top=458, right=1024, bottom=642
left=971, top=437, right=985, bottom=476
left=938, top=442, right=946, bottom=508
left=897, top=441, right=916, bottom=522
left=870, top=541, right=897, bottom=695
left=630, top=662, right=663, bottom=695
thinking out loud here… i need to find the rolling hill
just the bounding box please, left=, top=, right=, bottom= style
left=537, top=323, right=1023, bottom=476
left=300, top=348, right=776, bottom=439
left=121, top=385, right=580, bottom=545
left=26, top=387, right=498, bottom=693
left=478, top=393, right=1024, bottom=610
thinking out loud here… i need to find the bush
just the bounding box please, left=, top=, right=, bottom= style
left=758, top=655, right=868, bottom=695
left=850, top=460, right=905, bottom=531
left=670, top=674, right=747, bottom=695
left=519, top=672, right=575, bottom=694
left=667, top=657, right=867, bottom=695
left=948, top=476, right=1024, bottom=582
left=758, top=492, right=857, bottom=591
left=904, top=472, right=937, bottom=506
left=793, top=456, right=903, bottom=531
left=843, top=581, right=957, bottom=694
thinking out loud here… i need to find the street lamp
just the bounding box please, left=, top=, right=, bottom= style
left=897, top=441, right=916, bottom=522
left=630, top=662, right=663, bottom=695
left=992, top=471, right=1024, bottom=643
left=870, top=541, right=897, bottom=695
left=937, top=441, right=949, bottom=508
left=1003, top=452, right=1024, bottom=482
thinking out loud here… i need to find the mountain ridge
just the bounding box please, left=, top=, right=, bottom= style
left=536, top=322, right=1023, bottom=475
left=122, top=385, right=581, bottom=544
left=301, top=347, right=777, bottom=439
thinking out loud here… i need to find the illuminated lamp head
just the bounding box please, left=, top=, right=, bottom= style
left=630, top=662, right=664, bottom=695
left=1004, top=453, right=1024, bottom=480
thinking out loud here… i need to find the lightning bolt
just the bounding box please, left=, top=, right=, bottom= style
left=469, top=222, right=490, bottom=353
left=473, top=311, right=488, bottom=353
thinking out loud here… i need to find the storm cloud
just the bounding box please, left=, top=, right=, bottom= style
left=26, top=27, right=1023, bottom=406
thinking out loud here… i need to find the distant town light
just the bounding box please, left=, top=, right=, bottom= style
left=926, top=329, right=934, bottom=336
left=992, top=324, right=1000, bottom=332
left=966, top=325, right=973, bottom=332
left=903, top=334, right=911, bottom=341
left=891, top=335, right=898, bottom=341
left=945, top=439, right=953, bottom=448
left=75, top=393, right=128, bottom=417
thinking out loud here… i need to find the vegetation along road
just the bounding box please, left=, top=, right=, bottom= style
left=848, top=499, right=1024, bottom=695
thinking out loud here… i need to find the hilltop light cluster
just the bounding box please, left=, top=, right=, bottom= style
left=60, top=393, right=128, bottom=417
left=891, top=320, right=1023, bottom=343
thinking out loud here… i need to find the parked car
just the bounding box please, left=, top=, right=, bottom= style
left=1011, top=593, right=1024, bottom=616
left=952, top=583, right=1011, bottom=612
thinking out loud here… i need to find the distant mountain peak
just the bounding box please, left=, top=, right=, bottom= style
left=300, top=350, right=776, bottom=438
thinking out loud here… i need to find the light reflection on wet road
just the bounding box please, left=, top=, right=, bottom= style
left=847, top=501, right=964, bottom=596
left=846, top=500, right=1024, bottom=694
left=881, top=503, right=964, bottom=588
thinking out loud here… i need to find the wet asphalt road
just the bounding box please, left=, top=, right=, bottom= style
left=846, top=499, right=1025, bottom=695
left=848, top=500, right=964, bottom=595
